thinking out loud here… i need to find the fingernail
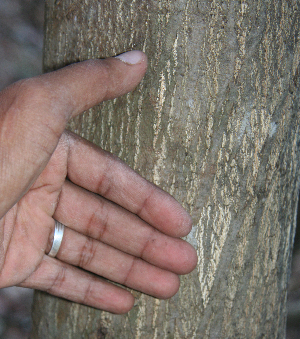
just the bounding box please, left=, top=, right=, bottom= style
left=115, top=50, right=144, bottom=65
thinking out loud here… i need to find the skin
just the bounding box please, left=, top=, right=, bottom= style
left=0, top=51, right=198, bottom=314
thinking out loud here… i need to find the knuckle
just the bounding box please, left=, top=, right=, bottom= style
left=122, top=257, right=137, bottom=286
left=80, top=59, right=111, bottom=99
left=47, top=265, right=67, bottom=293
left=79, top=238, right=96, bottom=268
left=16, top=78, right=52, bottom=107
left=81, top=279, right=94, bottom=305
left=9, top=78, right=67, bottom=140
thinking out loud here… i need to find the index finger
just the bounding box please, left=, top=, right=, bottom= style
left=66, top=131, right=192, bottom=238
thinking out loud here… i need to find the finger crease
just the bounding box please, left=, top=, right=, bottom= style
left=140, top=235, right=153, bottom=260
left=97, top=209, right=109, bottom=241
left=95, top=155, right=115, bottom=197
left=79, top=237, right=96, bottom=268
left=82, top=278, right=94, bottom=305
left=122, top=257, right=137, bottom=286
left=135, top=187, right=155, bottom=217
left=46, top=265, right=67, bottom=294
left=85, top=203, right=109, bottom=241
left=96, top=171, right=111, bottom=197
left=85, top=210, right=98, bottom=238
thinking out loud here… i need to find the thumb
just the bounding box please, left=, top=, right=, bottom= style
left=41, top=50, right=148, bottom=118
left=0, top=51, right=147, bottom=218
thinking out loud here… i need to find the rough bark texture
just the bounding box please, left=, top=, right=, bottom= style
left=30, top=1, right=300, bottom=338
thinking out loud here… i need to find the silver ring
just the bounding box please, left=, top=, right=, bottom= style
left=48, top=220, right=65, bottom=258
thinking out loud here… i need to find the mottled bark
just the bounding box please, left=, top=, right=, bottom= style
left=30, top=1, right=300, bottom=338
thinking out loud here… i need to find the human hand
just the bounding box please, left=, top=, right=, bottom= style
left=0, top=51, right=197, bottom=314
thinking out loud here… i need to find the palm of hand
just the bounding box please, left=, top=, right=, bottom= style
left=0, top=133, right=68, bottom=287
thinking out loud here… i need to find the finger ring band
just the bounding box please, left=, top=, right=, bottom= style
left=48, top=220, right=65, bottom=258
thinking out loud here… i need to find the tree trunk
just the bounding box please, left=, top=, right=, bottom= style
left=30, top=1, right=300, bottom=338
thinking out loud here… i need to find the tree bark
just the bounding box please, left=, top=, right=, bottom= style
left=30, top=1, right=300, bottom=338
